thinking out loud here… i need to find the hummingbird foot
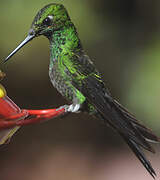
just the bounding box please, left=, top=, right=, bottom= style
left=57, top=104, right=81, bottom=113
left=67, top=104, right=81, bottom=113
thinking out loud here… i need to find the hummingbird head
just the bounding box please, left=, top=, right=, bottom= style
left=4, top=3, right=71, bottom=62
left=31, top=3, right=71, bottom=37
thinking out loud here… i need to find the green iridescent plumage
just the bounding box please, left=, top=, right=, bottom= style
left=30, top=4, right=99, bottom=108
left=4, top=3, right=160, bottom=178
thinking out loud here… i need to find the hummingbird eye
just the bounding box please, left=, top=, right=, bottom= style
left=42, top=16, right=53, bottom=26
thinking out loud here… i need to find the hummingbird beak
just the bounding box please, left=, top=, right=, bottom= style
left=4, top=33, right=35, bottom=63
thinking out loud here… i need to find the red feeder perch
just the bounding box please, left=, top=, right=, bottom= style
left=0, top=84, right=66, bottom=144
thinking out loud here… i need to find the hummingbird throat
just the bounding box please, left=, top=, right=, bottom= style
left=49, top=24, right=82, bottom=62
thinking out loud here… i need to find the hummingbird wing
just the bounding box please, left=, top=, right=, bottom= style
left=67, top=54, right=159, bottom=178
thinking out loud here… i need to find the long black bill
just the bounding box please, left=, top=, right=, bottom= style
left=4, top=34, right=35, bottom=63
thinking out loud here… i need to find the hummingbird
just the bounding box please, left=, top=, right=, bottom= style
left=4, top=3, right=159, bottom=178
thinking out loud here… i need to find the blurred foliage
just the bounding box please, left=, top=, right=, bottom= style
left=127, top=39, right=160, bottom=131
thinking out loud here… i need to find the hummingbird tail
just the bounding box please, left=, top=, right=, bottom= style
left=0, top=126, right=19, bottom=145
left=113, top=99, right=160, bottom=144
left=95, top=97, right=159, bottom=178
left=111, top=100, right=159, bottom=178
left=120, top=133, right=156, bottom=178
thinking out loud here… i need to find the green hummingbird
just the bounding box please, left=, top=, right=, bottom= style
left=4, top=3, right=159, bottom=178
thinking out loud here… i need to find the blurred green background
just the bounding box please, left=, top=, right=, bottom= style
left=0, top=0, right=160, bottom=179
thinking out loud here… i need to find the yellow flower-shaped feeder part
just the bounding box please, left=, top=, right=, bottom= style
left=0, top=84, right=6, bottom=98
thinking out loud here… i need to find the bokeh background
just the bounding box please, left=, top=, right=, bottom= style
left=0, top=0, right=160, bottom=179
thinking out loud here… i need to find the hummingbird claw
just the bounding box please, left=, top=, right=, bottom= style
left=67, top=104, right=81, bottom=113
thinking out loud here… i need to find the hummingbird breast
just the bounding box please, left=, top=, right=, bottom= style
left=49, top=61, right=77, bottom=102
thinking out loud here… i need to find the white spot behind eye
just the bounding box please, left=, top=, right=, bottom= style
left=42, top=15, right=53, bottom=26
left=48, top=15, right=53, bottom=20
